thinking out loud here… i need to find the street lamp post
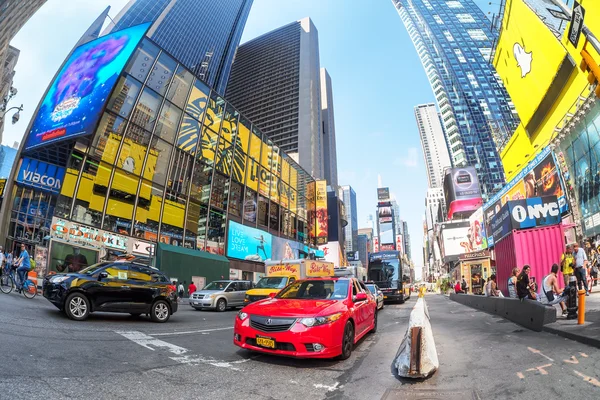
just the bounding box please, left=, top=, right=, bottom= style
left=0, top=104, right=24, bottom=125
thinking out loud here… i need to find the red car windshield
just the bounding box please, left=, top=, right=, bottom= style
left=277, top=280, right=348, bottom=300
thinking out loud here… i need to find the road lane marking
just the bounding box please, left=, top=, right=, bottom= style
left=115, top=331, right=188, bottom=355
left=527, top=347, right=554, bottom=362
left=564, top=356, right=579, bottom=364
left=313, top=382, right=340, bottom=392
left=516, top=372, right=525, bottom=379
left=580, top=352, right=589, bottom=358
left=151, top=327, right=233, bottom=336
left=526, top=364, right=552, bottom=376
left=171, top=354, right=250, bottom=371
left=574, top=370, right=600, bottom=388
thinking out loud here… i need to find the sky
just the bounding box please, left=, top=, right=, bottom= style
left=4, top=0, right=497, bottom=278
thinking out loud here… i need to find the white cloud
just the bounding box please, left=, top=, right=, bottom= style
left=393, top=147, right=418, bottom=168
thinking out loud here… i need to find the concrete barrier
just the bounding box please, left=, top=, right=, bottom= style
left=449, top=294, right=556, bottom=331
left=394, top=297, right=439, bottom=379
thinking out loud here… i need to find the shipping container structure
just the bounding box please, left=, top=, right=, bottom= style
left=495, top=225, right=565, bottom=296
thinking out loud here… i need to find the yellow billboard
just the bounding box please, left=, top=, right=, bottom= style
left=493, top=0, right=569, bottom=127
left=315, top=180, right=328, bottom=245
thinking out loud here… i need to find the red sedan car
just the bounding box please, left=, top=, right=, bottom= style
left=233, top=277, right=377, bottom=359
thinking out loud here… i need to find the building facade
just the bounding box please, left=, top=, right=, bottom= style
left=356, top=233, right=369, bottom=268
left=320, top=68, right=338, bottom=188
left=340, top=185, right=357, bottom=252
left=0, top=46, right=19, bottom=141
left=392, top=0, right=519, bottom=199
left=106, top=0, right=253, bottom=94
left=415, top=103, right=452, bottom=188
left=0, top=24, right=323, bottom=282
left=226, top=18, right=324, bottom=179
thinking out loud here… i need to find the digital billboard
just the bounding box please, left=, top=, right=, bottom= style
left=315, top=180, right=328, bottom=245
left=467, top=207, right=487, bottom=251
left=377, top=187, right=390, bottom=201
left=440, top=221, right=470, bottom=263
left=24, top=23, right=150, bottom=150
left=272, top=237, right=306, bottom=260
left=443, top=166, right=483, bottom=219
left=226, top=221, right=272, bottom=262
left=16, top=157, right=66, bottom=194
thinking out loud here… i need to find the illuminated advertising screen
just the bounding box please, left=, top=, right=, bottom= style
left=443, top=166, right=483, bottom=219
left=315, top=180, right=328, bottom=245
left=24, top=23, right=150, bottom=150
left=226, top=221, right=272, bottom=262
left=377, top=187, right=390, bottom=201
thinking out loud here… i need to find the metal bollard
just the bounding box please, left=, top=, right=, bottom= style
left=578, top=289, right=586, bottom=325
left=566, top=276, right=578, bottom=320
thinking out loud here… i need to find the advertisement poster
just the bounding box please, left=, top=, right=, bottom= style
left=484, top=146, right=567, bottom=242
left=25, top=23, right=150, bottom=150
left=271, top=236, right=304, bottom=260
left=395, top=234, right=404, bottom=253
left=34, top=247, right=48, bottom=278
left=315, top=180, right=328, bottom=245
left=307, top=181, right=316, bottom=244
left=377, top=187, right=390, bottom=201
left=226, top=221, right=272, bottom=262
left=0, top=178, right=6, bottom=197
left=467, top=208, right=488, bottom=251
left=16, top=158, right=66, bottom=194
left=440, top=221, right=470, bottom=262
left=373, top=237, right=380, bottom=252
left=318, top=241, right=341, bottom=267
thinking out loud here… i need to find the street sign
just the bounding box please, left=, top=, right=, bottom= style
left=567, top=1, right=585, bottom=48
left=547, top=8, right=569, bottom=21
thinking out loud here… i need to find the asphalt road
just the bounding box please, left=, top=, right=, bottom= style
left=1, top=292, right=599, bottom=399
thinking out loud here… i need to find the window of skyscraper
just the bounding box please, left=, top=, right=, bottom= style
left=443, top=30, right=455, bottom=42
left=467, top=29, right=488, bottom=41
left=456, top=13, right=475, bottom=23
left=433, top=15, right=444, bottom=24
left=446, top=1, right=463, bottom=8
left=454, top=49, right=466, bottom=63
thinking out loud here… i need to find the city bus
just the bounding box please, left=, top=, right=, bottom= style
left=367, top=251, right=411, bottom=303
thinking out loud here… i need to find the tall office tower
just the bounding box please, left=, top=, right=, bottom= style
left=106, top=0, right=253, bottom=94
left=320, top=68, right=338, bottom=188
left=415, top=104, right=452, bottom=188
left=402, top=220, right=411, bottom=259
left=0, top=0, right=47, bottom=141
left=340, top=185, right=358, bottom=252
left=226, top=18, right=324, bottom=179
left=391, top=0, right=519, bottom=199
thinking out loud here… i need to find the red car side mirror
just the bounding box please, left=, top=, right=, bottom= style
left=354, top=292, right=368, bottom=302
left=268, top=292, right=276, bottom=298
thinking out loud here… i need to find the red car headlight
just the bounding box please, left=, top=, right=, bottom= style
left=237, top=311, right=248, bottom=321
left=299, top=313, right=343, bottom=327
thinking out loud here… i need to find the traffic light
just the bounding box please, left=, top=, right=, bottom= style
left=580, top=49, right=600, bottom=97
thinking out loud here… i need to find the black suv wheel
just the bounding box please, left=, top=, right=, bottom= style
left=65, top=293, right=90, bottom=321
left=151, top=300, right=171, bottom=323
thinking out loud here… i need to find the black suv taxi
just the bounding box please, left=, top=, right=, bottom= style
left=43, top=261, right=178, bottom=322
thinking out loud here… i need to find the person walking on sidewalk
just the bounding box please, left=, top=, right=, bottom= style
left=539, top=264, right=568, bottom=316
left=573, top=242, right=590, bottom=296
left=560, top=245, right=575, bottom=287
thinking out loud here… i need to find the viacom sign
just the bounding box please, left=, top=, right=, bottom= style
left=16, top=157, right=65, bottom=194
left=490, top=196, right=560, bottom=244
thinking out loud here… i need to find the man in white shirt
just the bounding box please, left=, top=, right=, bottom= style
left=573, top=242, right=589, bottom=295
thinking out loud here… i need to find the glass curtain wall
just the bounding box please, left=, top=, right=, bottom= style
left=52, top=38, right=313, bottom=253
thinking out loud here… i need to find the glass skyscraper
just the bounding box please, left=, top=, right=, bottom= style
left=108, top=0, right=253, bottom=94
left=392, top=0, right=519, bottom=198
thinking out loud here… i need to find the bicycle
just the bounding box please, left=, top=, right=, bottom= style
left=0, top=267, right=37, bottom=299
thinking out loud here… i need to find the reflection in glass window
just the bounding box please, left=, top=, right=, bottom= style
left=207, top=208, right=226, bottom=255
left=190, top=162, right=211, bottom=204
left=210, top=172, right=229, bottom=210
left=269, top=201, right=279, bottom=231
left=167, top=65, right=193, bottom=109
left=146, top=52, right=177, bottom=96
left=249, top=131, right=262, bottom=160
left=131, top=88, right=161, bottom=131
left=229, top=181, right=242, bottom=217
left=456, top=13, right=475, bottom=23
left=177, top=113, right=201, bottom=155
left=243, top=189, right=257, bottom=223
left=188, top=201, right=208, bottom=250
left=91, top=113, right=126, bottom=163
left=204, top=93, right=224, bottom=132
left=104, top=165, right=139, bottom=235
left=107, top=76, right=142, bottom=119
left=71, top=159, right=104, bottom=228
left=167, top=150, right=193, bottom=204
left=467, top=29, right=488, bottom=41
left=125, top=40, right=159, bottom=82
left=281, top=209, right=292, bottom=237
left=155, top=101, right=182, bottom=144
left=258, top=195, right=268, bottom=227
left=145, top=137, right=173, bottom=187
left=186, top=79, right=209, bottom=121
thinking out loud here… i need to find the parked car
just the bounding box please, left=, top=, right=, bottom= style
left=365, top=282, right=384, bottom=310
left=189, top=280, right=253, bottom=311
left=234, top=277, right=377, bottom=359
left=43, top=261, right=178, bottom=322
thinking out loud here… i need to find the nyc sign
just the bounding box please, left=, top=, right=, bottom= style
left=16, top=157, right=65, bottom=194
left=490, top=196, right=560, bottom=244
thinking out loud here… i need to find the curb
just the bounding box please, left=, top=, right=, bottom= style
left=542, top=325, right=600, bottom=350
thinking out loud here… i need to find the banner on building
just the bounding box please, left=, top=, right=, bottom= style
left=16, top=158, right=66, bottom=194
left=373, top=237, right=380, bottom=252
left=439, top=220, right=470, bottom=263
left=318, top=241, right=341, bottom=267
left=395, top=234, right=404, bottom=253
left=307, top=181, right=316, bottom=244
left=467, top=207, right=487, bottom=252
left=315, top=180, right=328, bottom=245
left=377, top=187, right=390, bottom=201
left=226, top=221, right=272, bottom=262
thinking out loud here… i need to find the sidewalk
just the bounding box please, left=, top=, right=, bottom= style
left=543, top=288, right=600, bottom=349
